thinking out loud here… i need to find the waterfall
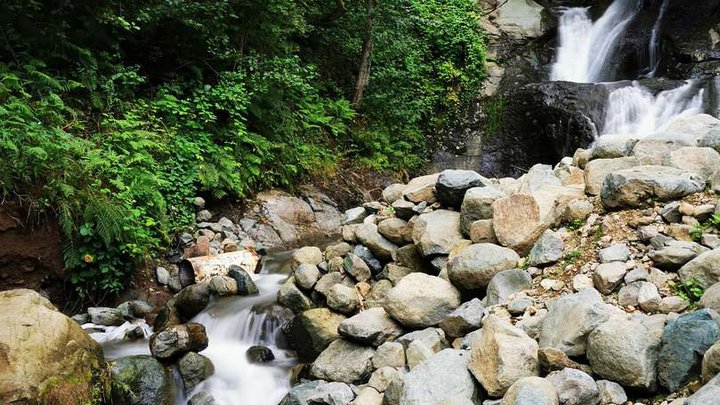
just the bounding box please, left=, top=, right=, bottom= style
left=645, top=0, right=670, bottom=78
left=550, top=0, right=641, bottom=83
left=603, top=81, right=705, bottom=135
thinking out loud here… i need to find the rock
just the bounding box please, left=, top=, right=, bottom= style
left=400, top=349, right=480, bottom=404
left=369, top=366, right=400, bottom=392
left=460, top=186, right=506, bottom=234
left=382, top=183, right=405, bottom=204
left=246, top=345, right=275, bottom=364
left=508, top=296, right=534, bottom=316
left=402, top=174, right=439, bottom=204
left=546, top=368, right=599, bottom=405
left=338, top=308, right=404, bottom=347
left=344, top=207, right=369, bottom=225
left=308, top=382, right=355, bottom=405
left=538, top=347, right=588, bottom=374
left=436, top=169, right=487, bottom=207
left=396, top=328, right=449, bottom=353
left=592, top=262, right=626, bottom=295
left=364, top=279, right=393, bottom=309
left=617, top=282, right=644, bottom=307
left=687, top=372, right=720, bottom=404
left=295, top=264, right=321, bottom=290
left=469, top=315, right=539, bottom=397
left=528, top=230, right=564, bottom=267
left=149, top=322, right=209, bottom=360
left=287, top=308, right=346, bottom=361
left=659, top=296, right=689, bottom=314
left=378, top=218, right=409, bottom=245
left=278, top=278, right=315, bottom=313
left=439, top=298, right=485, bottom=339
left=326, top=242, right=352, bottom=261
left=156, top=266, right=171, bottom=285
left=649, top=240, right=710, bottom=270
left=110, top=355, right=176, bottom=405
left=354, top=245, right=383, bottom=275
left=87, top=306, right=124, bottom=326
left=600, top=166, right=705, bottom=209
left=356, top=223, right=398, bottom=261
left=208, top=275, right=238, bottom=296
left=539, top=289, right=612, bottom=356
left=596, top=380, right=627, bottom=405
left=412, top=210, right=463, bottom=257
left=679, top=249, right=720, bottom=288
left=327, top=284, right=359, bottom=315
left=492, top=194, right=547, bottom=255
left=486, top=269, right=533, bottom=306
left=391, top=199, right=416, bottom=220
left=501, top=377, right=559, bottom=405
left=572, top=274, right=594, bottom=291
left=343, top=253, right=372, bottom=283
left=188, top=391, right=217, bottom=405
left=469, top=219, right=498, bottom=244
left=310, top=339, right=375, bottom=384
left=352, top=387, right=382, bottom=405
left=381, top=263, right=415, bottom=285
left=638, top=277, right=661, bottom=312
left=598, top=244, right=630, bottom=263
left=178, top=352, right=214, bottom=394
left=658, top=309, right=720, bottom=392
left=668, top=147, right=720, bottom=180
left=703, top=341, right=720, bottom=382
left=583, top=157, right=639, bottom=196
left=586, top=318, right=659, bottom=389
left=174, top=283, right=211, bottom=320
left=292, top=246, right=324, bottom=268
left=315, top=272, right=345, bottom=296
left=384, top=273, right=461, bottom=328
left=0, top=290, right=107, bottom=403
left=591, top=135, right=637, bottom=159
left=196, top=209, right=212, bottom=221
left=280, top=381, right=325, bottom=405
left=373, top=341, right=406, bottom=369
left=448, top=243, right=521, bottom=291
left=701, top=282, right=720, bottom=313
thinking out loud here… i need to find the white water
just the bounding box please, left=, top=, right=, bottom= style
left=645, top=0, right=670, bottom=78
left=550, top=0, right=641, bottom=83
left=603, top=81, right=705, bottom=135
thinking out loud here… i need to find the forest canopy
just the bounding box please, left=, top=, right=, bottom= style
left=0, top=0, right=485, bottom=300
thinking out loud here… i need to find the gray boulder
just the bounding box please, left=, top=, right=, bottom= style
left=528, top=230, right=564, bottom=267
left=460, top=186, right=506, bottom=235
left=448, top=244, right=521, bottom=290
left=287, top=308, right=346, bottom=361
left=486, top=269, right=533, bottom=306
left=592, top=262, right=627, bottom=295
left=228, top=266, right=259, bottom=295
left=436, top=169, right=487, bottom=208
left=600, top=166, right=705, bottom=209
left=343, top=253, right=372, bottom=282
left=649, top=240, right=710, bottom=270
left=378, top=218, right=409, bottom=245
left=149, top=323, right=208, bottom=360
left=546, top=368, right=599, bottom=405
left=679, top=249, right=720, bottom=288
left=500, top=377, right=559, bottom=405
left=384, top=273, right=461, bottom=328
left=439, top=298, right=485, bottom=339
left=307, top=382, right=355, bottom=405
left=279, top=381, right=325, bottom=405
left=88, top=307, right=124, bottom=326
left=356, top=223, right=398, bottom=261
left=596, top=381, right=627, bottom=405
left=338, top=307, right=404, bottom=347
left=278, top=278, right=315, bottom=313
left=177, top=352, right=214, bottom=395
left=687, top=373, right=720, bottom=405
left=110, top=355, right=176, bottom=405
left=700, top=282, right=720, bottom=314
left=400, top=349, right=481, bottom=405
left=295, top=264, right=321, bottom=290
left=412, top=210, right=463, bottom=257
left=598, top=244, right=630, bottom=263
left=309, top=339, right=375, bottom=384
left=326, top=284, right=359, bottom=315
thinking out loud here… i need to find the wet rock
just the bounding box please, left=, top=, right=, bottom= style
left=175, top=283, right=211, bottom=320
left=208, top=275, right=238, bottom=296
left=546, top=368, right=599, bottom=405
left=539, top=289, right=612, bottom=356
left=356, top=223, right=398, bottom=262
left=679, top=248, right=720, bottom=288
left=492, top=194, right=547, bottom=255
left=460, top=186, right=506, bottom=234
left=658, top=309, right=720, bottom=392
left=373, top=341, right=406, bottom=369
left=412, top=210, right=463, bottom=257
left=188, top=390, right=217, bottom=405
left=500, top=377, right=559, bottom=405
left=600, top=166, right=705, bottom=209
left=586, top=318, right=659, bottom=389
left=469, top=315, right=539, bottom=397
left=278, top=278, right=315, bottom=313
left=486, top=269, right=533, bottom=306
left=327, top=284, right=359, bottom=315
left=309, top=339, right=375, bottom=384
left=528, top=230, right=564, bottom=267
left=246, top=345, right=275, bottom=364
left=88, top=306, right=124, bottom=326
left=287, top=308, right=346, bottom=361
left=400, top=349, right=480, bottom=404
left=448, top=243, right=521, bottom=290
left=118, top=300, right=153, bottom=320
left=384, top=273, right=461, bottom=328
left=110, top=355, right=176, bottom=405
left=338, top=307, right=404, bottom=347
left=439, top=298, right=485, bottom=339
left=436, top=169, right=487, bottom=208
left=178, top=352, right=214, bottom=394
left=149, top=322, right=209, bottom=360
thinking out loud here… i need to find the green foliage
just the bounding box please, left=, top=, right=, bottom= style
left=674, top=278, right=705, bottom=307
left=691, top=213, right=720, bottom=242
left=565, top=219, right=585, bottom=231
left=563, top=251, right=582, bottom=264
left=0, top=0, right=485, bottom=302
left=485, top=96, right=505, bottom=136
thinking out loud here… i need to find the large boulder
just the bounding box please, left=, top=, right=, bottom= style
left=338, top=307, right=404, bottom=347
left=528, top=230, right=564, bottom=267
left=668, top=147, right=720, bottom=180
left=486, top=269, right=533, bottom=306
left=583, top=157, right=639, bottom=196
left=0, top=289, right=107, bottom=404
left=287, top=308, right=346, bottom=361
left=447, top=243, right=521, bottom=290
left=177, top=352, right=214, bottom=395
left=412, top=210, right=464, bottom=257
left=110, top=355, right=176, bottom=405
left=459, top=186, right=506, bottom=234
left=657, top=309, right=720, bottom=392
left=436, top=170, right=487, bottom=208
left=400, top=349, right=481, bottom=405
left=402, top=174, right=439, bottom=204
left=356, top=223, right=398, bottom=262
left=600, top=166, right=705, bottom=209
left=492, top=194, right=548, bottom=255
left=539, top=289, right=613, bottom=356
left=309, top=339, right=375, bottom=384
left=439, top=298, right=486, bottom=339
left=679, top=249, right=720, bottom=289
left=469, top=315, right=540, bottom=397
left=586, top=318, right=660, bottom=389
left=384, top=273, right=462, bottom=328
left=149, top=322, right=209, bottom=360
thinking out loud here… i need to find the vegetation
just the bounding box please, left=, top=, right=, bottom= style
left=0, top=0, right=485, bottom=302
left=674, top=278, right=705, bottom=307
left=691, top=213, right=720, bottom=242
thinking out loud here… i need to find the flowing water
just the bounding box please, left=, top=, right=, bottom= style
left=550, top=0, right=708, bottom=136
left=91, top=250, right=297, bottom=405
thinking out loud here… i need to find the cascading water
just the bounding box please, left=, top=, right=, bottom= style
left=645, top=0, right=670, bottom=78
left=550, top=0, right=641, bottom=83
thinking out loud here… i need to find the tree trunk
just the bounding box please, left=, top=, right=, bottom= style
left=352, top=0, right=375, bottom=107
